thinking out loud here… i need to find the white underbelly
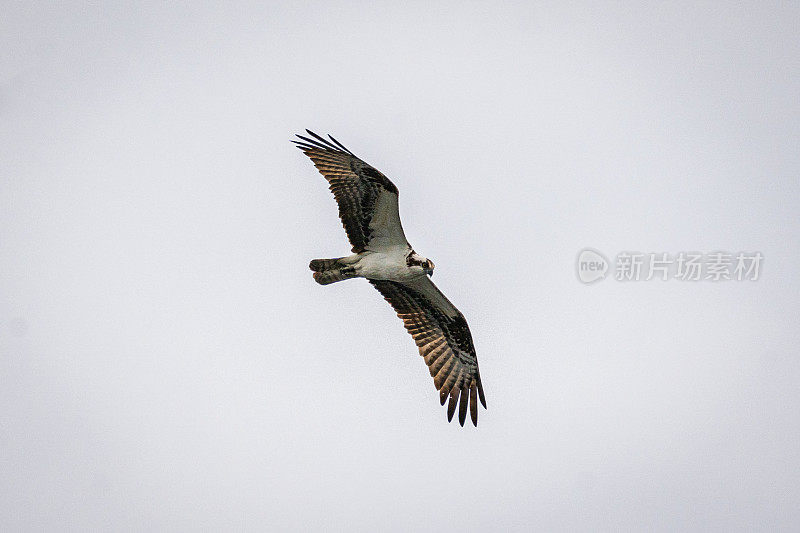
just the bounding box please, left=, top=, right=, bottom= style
left=355, top=250, right=420, bottom=282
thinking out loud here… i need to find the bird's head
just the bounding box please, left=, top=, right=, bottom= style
left=407, top=251, right=435, bottom=277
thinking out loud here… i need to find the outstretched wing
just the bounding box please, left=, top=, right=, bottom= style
left=370, top=276, right=486, bottom=426
left=293, top=130, right=408, bottom=253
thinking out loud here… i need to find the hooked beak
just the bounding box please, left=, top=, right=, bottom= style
left=425, top=267, right=434, bottom=277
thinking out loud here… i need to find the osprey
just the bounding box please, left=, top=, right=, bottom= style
left=294, top=130, right=486, bottom=426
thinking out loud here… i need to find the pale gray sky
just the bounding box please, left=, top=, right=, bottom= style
left=1, top=2, right=799, bottom=531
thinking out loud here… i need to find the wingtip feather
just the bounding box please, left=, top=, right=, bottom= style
left=458, top=386, right=468, bottom=426
left=447, top=391, right=458, bottom=422
left=470, top=385, right=478, bottom=426
left=328, top=133, right=355, bottom=155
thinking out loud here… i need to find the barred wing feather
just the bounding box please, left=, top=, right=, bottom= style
left=370, top=277, right=486, bottom=426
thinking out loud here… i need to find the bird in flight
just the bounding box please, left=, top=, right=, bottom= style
left=294, top=130, right=486, bottom=426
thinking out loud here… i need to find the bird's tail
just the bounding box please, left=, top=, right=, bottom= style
left=309, top=258, right=358, bottom=285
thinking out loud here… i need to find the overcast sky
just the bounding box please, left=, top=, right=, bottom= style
left=2, top=2, right=799, bottom=531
